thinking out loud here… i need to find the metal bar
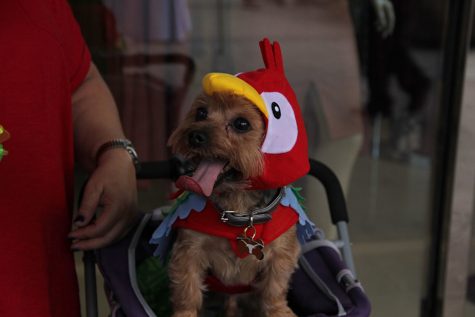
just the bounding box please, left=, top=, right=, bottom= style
left=422, top=0, right=474, bottom=316
left=84, top=251, right=98, bottom=317
left=337, top=221, right=357, bottom=277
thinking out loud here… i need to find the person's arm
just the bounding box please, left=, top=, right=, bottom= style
left=371, top=0, right=396, bottom=38
left=68, top=63, right=138, bottom=250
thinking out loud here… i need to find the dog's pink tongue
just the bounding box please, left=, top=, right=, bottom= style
left=175, top=160, right=226, bottom=197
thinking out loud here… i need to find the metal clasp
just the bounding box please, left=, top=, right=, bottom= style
left=220, top=210, right=236, bottom=223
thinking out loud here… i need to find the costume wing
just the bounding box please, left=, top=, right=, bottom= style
left=281, top=186, right=318, bottom=244
left=149, top=192, right=207, bottom=259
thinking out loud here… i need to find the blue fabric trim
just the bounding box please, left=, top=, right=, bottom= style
left=281, top=187, right=317, bottom=244
left=149, top=193, right=206, bottom=258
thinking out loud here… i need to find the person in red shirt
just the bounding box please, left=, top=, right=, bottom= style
left=0, top=1, right=138, bottom=316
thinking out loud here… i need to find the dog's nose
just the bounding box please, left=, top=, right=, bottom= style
left=188, top=131, right=208, bottom=147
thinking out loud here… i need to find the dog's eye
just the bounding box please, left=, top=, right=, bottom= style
left=195, top=107, right=208, bottom=121
left=232, top=117, right=251, bottom=132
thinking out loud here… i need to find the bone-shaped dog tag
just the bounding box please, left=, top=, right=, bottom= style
left=237, top=235, right=265, bottom=260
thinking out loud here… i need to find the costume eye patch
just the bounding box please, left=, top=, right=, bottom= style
left=260, top=92, right=298, bottom=154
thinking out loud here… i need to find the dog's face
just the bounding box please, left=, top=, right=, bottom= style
left=168, top=92, right=266, bottom=196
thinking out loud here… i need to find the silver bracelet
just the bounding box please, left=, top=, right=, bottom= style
left=96, top=139, right=140, bottom=171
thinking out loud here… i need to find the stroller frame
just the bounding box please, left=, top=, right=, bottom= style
left=81, top=158, right=358, bottom=317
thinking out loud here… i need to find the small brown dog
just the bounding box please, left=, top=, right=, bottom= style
left=162, top=38, right=310, bottom=317
left=167, top=91, right=300, bottom=317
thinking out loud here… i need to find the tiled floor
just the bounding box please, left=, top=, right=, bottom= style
left=345, top=156, right=431, bottom=317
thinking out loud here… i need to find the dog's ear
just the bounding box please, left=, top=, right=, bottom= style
left=167, top=130, right=176, bottom=147
left=167, top=123, right=185, bottom=153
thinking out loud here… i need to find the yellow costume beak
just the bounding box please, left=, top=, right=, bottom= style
left=202, top=73, right=268, bottom=118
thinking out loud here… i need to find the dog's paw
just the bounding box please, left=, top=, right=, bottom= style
left=172, top=311, right=198, bottom=317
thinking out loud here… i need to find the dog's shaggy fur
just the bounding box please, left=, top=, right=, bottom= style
left=167, top=92, right=300, bottom=317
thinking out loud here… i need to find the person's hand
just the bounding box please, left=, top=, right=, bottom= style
left=69, top=149, right=138, bottom=250
left=371, top=0, right=395, bottom=38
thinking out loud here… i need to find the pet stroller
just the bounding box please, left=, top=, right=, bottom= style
left=81, top=158, right=371, bottom=317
